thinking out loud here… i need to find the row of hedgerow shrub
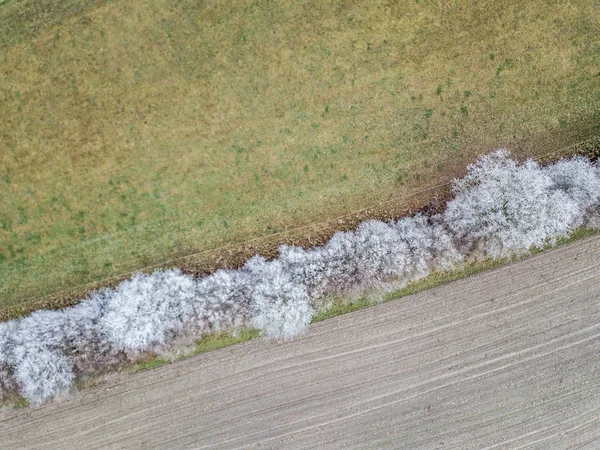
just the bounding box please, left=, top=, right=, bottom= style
left=1, top=150, right=599, bottom=404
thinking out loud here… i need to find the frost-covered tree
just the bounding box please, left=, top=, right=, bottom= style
left=192, top=268, right=253, bottom=334
left=62, top=291, right=123, bottom=373
left=351, top=220, right=411, bottom=284
left=99, top=270, right=197, bottom=353
left=244, top=256, right=313, bottom=340
left=443, top=150, right=582, bottom=257
left=9, top=311, right=75, bottom=404
left=394, top=215, right=462, bottom=277
left=0, top=321, right=16, bottom=399
left=546, top=156, right=600, bottom=213
left=278, top=245, right=329, bottom=298
left=320, top=230, right=361, bottom=292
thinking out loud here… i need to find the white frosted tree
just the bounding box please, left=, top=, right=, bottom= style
left=244, top=256, right=313, bottom=340
left=352, top=220, right=411, bottom=284
left=546, top=156, right=600, bottom=213
left=394, top=215, right=462, bottom=277
left=0, top=321, right=16, bottom=399
left=278, top=245, right=329, bottom=298
left=99, top=270, right=197, bottom=353
left=9, top=311, right=75, bottom=404
left=443, top=150, right=582, bottom=257
left=192, top=268, right=254, bottom=335
left=62, top=291, right=123, bottom=373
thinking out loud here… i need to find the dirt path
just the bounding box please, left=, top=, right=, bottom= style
left=2, top=236, right=600, bottom=449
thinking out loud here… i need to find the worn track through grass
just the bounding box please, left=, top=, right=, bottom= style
left=1, top=0, right=600, bottom=314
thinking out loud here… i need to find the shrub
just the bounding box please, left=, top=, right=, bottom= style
left=279, top=245, right=329, bottom=297
left=244, top=256, right=313, bottom=340
left=0, top=321, right=17, bottom=398
left=321, top=230, right=361, bottom=292
left=9, top=311, right=75, bottom=404
left=99, top=270, right=197, bottom=353
left=193, top=268, right=253, bottom=334
left=546, top=157, right=600, bottom=213
left=352, top=220, right=412, bottom=284
left=443, top=150, right=583, bottom=257
left=62, top=292, right=123, bottom=373
left=393, top=215, right=462, bottom=276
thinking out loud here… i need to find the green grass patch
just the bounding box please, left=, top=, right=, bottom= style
left=0, top=393, right=29, bottom=410
left=187, top=329, right=261, bottom=357
left=551, top=227, right=599, bottom=247
left=385, top=259, right=512, bottom=302
left=313, top=298, right=374, bottom=323
left=12, top=396, right=29, bottom=409
left=128, top=329, right=261, bottom=374
left=129, top=356, right=171, bottom=374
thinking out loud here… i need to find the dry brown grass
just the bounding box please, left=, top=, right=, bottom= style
left=1, top=0, right=599, bottom=313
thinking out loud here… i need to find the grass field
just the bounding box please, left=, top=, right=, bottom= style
left=1, top=0, right=600, bottom=312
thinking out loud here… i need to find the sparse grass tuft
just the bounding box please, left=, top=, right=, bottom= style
left=128, top=330, right=261, bottom=374
left=129, top=356, right=170, bottom=374
left=0, top=392, right=29, bottom=410
left=313, top=298, right=374, bottom=323
left=188, top=329, right=260, bottom=357
left=12, top=396, right=29, bottom=409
